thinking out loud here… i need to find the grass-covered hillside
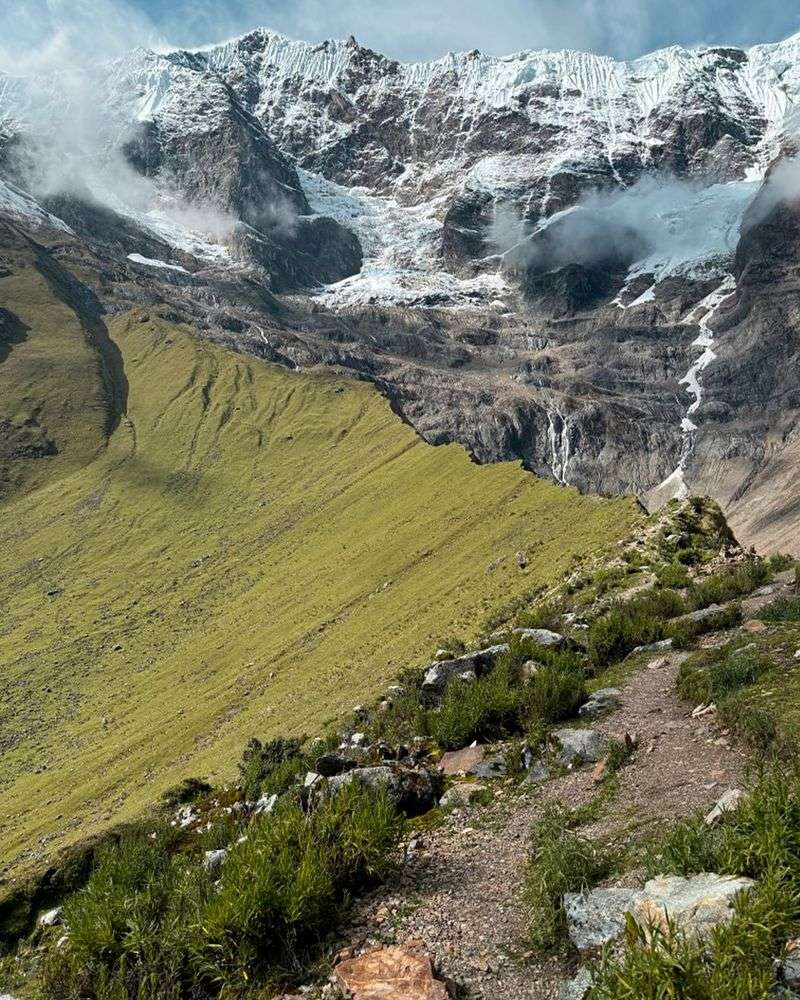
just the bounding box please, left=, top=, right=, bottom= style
left=0, top=262, right=636, bottom=882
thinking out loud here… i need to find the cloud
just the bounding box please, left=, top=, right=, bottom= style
left=742, top=156, right=800, bottom=230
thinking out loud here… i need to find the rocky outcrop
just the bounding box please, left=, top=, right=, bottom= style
left=335, top=944, right=449, bottom=1000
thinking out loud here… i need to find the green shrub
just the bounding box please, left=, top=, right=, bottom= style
left=719, top=694, right=777, bottom=753
left=238, top=737, right=305, bottom=799
left=522, top=661, right=586, bottom=727
left=677, top=647, right=772, bottom=705
left=756, top=595, right=800, bottom=623
left=586, top=589, right=686, bottom=666
left=516, top=599, right=564, bottom=631
left=41, top=788, right=402, bottom=999
left=525, top=804, right=616, bottom=951
left=767, top=553, right=797, bottom=573
left=655, top=562, right=691, bottom=589
left=687, top=559, right=772, bottom=611
left=428, top=661, right=522, bottom=749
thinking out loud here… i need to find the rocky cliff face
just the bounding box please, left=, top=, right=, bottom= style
left=1, top=30, right=800, bottom=550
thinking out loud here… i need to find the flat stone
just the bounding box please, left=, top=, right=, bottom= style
left=512, top=627, right=567, bottom=648
left=631, top=638, right=673, bottom=656
left=704, top=788, right=745, bottom=824
left=438, top=744, right=484, bottom=776
left=39, top=907, right=62, bottom=927
left=742, top=619, right=769, bottom=634
left=564, top=887, right=643, bottom=951
left=469, top=754, right=507, bottom=779
left=551, top=728, right=606, bottom=766
left=335, top=944, right=448, bottom=1000
left=633, top=874, right=755, bottom=938
left=669, top=603, right=725, bottom=625
left=439, top=783, right=486, bottom=809
left=579, top=688, right=622, bottom=719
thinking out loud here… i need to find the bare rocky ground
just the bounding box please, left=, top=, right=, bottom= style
left=332, top=577, right=796, bottom=999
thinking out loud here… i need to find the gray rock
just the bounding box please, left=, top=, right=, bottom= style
left=421, top=644, right=508, bottom=697
left=254, top=792, right=278, bottom=815
left=564, top=887, right=643, bottom=951
left=633, top=874, right=755, bottom=938
left=469, top=754, right=507, bottom=779
left=523, top=763, right=549, bottom=784
left=304, top=771, right=322, bottom=788
left=631, top=638, right=673, bottom=656
left=551, top=728, right=606, bottom=766
left=203, top=849, right=228, bottom=876
left=327, top=765, right=438, bottom=817
left=669, top=603, right=725, bottom=625
left=558, top=968, right=593, bottom=1000
left=315, top=752, right=355, bottom=777
left=439, top=783, right=487, bottom=809
left=579, top=688, right=622, bottom=719
left=781, top=952, right=800, bottom=990
left=512, top=627, right=567, bottom=648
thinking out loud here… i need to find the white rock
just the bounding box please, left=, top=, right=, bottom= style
left=39, top=906, right=62, bottom=927
left=254, top=792, right=278, bottom=815
left=704, top=788, right=745, bottom=825
left=203, top=849, right=228, bottom=875
left=633, top=873, right=755, bottom=938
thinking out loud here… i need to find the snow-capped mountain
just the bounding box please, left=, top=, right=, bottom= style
left=1, top=28, right=800, bottom=551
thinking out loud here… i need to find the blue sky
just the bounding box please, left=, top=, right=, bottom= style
left=123, top=0, right=800, bottom=59
left=2, top=0, right=800, bottom=71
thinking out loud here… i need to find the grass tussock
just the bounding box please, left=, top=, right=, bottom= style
left=525, top=804, right=617, bottom=951
left=757, top=595, right=800, bottom=623
left=40, top=785, right=402, bottom=1000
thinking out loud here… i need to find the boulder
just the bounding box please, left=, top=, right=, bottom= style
left=564, top=887, right=643, bottom=951
left=421, top=644, right=508, bottom=698
left=512, top=627, right=567, bottom=648
left=669, top=604, right=725, bottom=625
left=438, top=744, right=484, bottom=776
left=439, top=783, right=487, bottom=809
left=780, top=938, right=800, bottom=989
left=579, top=688, right=622, bottom=720
left=551, top=728, right=606, bottom=766
left=327, top=765, right=438, bottom=817
left=704, top=788, right=745, bottom=825
left=633, top=874, right=755, bottom=938
left=335, top=944, right=448, bottom=1000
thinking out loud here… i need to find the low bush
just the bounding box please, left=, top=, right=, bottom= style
left=655, top=562, right=691, bottom=589
left=428, top=661, right=522, bottom=749
left=238, top=737, right=306, bottom=800
left=586, top=589, right=686, bottom=666
left=522, top=660, right=586, bottom=727
left=515, top=598, right=564, bottom=631
left=525, top=804, right=616, bottom=951
left=676, top=646, right=772, bottom=706
left=718, top=693, right=778, bottom=753
left=41, top=786, right=403, bottom=1000
left=756, top=595, right=800, bottom=623
left=687, top=559, right=772, bottom=611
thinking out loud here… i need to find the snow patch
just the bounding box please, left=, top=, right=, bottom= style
left=127, top=253, right=188, bottom=272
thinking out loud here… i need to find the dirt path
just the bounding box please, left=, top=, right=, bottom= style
left=338, top=650, right=749, bottom=999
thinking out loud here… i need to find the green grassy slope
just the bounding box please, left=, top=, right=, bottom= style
left=0, top=270, right=637, bottom=879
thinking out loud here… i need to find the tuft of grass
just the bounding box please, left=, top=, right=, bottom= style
left=686, top=559, right=773, bottom=611
left=40, top=785, right=403, bottom=999
left=428, top=661, right=522, bottom=749
left=524, top=804, right=617, bottom=952
left=238, top=737, right=306, bottom=800
left=757, top=595, right=800, bottom=623
left=586, top=589, right=686, bottom=666
left=677, top=646, right=772, bottom=706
